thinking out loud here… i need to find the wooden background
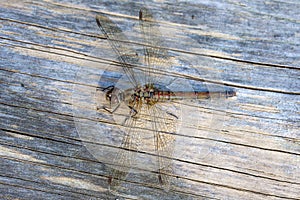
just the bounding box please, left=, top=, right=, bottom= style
left=1, top=0, right=299, bottom=199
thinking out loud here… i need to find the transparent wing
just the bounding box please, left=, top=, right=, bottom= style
left=151, top=104, right=178, bottom=188
left=109, top=101, right=179, bottom=188
left=96, top=15, right=140, bottom=87
left=139, top=7, right=172, bottom=86
left=108, top=102, right=142, bottom=190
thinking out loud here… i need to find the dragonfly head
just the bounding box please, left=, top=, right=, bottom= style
left=105, top=91, right=112, bottom=101
left=103, top=86, right=114, bottom=101
left=106, top=88, right=125, bottom=109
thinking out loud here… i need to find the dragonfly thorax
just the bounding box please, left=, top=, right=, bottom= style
left=129, top=84, right=175, bottom=105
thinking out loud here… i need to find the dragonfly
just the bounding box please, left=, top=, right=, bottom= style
left=95, top=7, right=236, bottom=191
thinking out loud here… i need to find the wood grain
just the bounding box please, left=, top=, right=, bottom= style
left=1, top=0, right=299, bottom=199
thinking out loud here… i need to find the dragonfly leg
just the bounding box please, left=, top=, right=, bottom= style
left=96, top=85, right=122, bottom=113
left=120, top=104, right=138, bottom=125
left=128, top=105, right=138, bottom=117
left=166, top=111, right=178, bottom=119
left=101, top=85, right=115, bottom=101
left=100, top=102, right=121, bottom=114
left=96, top=85, right=114, bottom=92
left=103, top=85, right=114, bottom=90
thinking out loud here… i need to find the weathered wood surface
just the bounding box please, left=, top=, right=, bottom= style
left=0, top=0, right=299, bottom=199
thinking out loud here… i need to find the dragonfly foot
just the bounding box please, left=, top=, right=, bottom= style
left=102, top=85, right=114, bottom=92
left=128, top=106, right=138, bottom=117
left=101, top=105, right=114, bottom=114
left=166, top=111, right=178, bottom=119
left=96, top=87, right=101, bottom=91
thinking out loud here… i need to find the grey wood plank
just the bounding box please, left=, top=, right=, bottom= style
left=1, top=0, right=299, bottom=199
left=1, top=89, right=299, bottom=199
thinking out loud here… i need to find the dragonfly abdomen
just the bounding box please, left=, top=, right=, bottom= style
left=151, top=90, right=236, bottom=101
left=129, top=86, right=237, bottom=104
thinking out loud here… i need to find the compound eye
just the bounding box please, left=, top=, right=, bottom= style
left=106, top=93, right=111, bottom=101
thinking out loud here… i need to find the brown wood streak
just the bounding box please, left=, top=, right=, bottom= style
left=0, top=0, right=299, bottom=199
